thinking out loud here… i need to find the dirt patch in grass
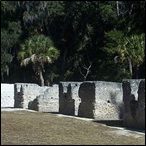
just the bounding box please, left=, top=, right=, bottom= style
left=1, top=111, right=145, bottom=145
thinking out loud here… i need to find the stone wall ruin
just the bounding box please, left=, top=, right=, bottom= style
left=59, top=81, right=124, bottom=120
left=14, top=83, right=59, bottom=112
left=59, top=82, right=82, bottom=116
left=1, top=84, right=14, bottom=107
left=78, top=81, right=124, bottom=120
left=1, top=79, right=145, bottom=129
left=122, top=79, right=145, bottom=129
left=14, top=83, right=49, bottom=109
left=28, top=84, right=59, bottom=112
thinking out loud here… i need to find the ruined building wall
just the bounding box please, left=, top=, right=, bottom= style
left=1, top=84, right=14, bottom=107
left=78, top=82, right=95, bottom=118
left=122, top=79, right=145, bottom=129
left=78, top=81, right=123, bottom=120
left=3, top=79, right=145, bottom=130
left=14, top=83, right=49, bottom=109
left=59, top=81, right=123, bottom=120
left=28, top=84, right=59, bottom=112
left=59, top=82, right=82, bottom=116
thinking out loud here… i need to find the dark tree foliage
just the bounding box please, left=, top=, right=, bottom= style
left=1, top=1, right=145, bottom=85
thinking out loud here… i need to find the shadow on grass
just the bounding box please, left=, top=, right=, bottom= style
left=44, top=113, right=145, bottom=134
left=125, top=127, right=145, bottom=133
left=1, top=107, right=15, bottom=109
left=43, top=112, right=59, bottom=114
left=93, top=120, right=124, bottom=127
left=43, top=112, right=80, bottom=117
left=93, top=120, right=145, bottom=133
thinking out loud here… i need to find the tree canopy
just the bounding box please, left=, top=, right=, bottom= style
left=1, top=1, right=145, bottom=85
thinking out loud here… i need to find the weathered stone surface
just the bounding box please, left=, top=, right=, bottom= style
left=14, top=83, right=49, bottom=109
left=78, top=81, right=123, bottom=120
left=28, top=84, right=59, bottom=112
left=59, top=82, right=82, bottom=116
left=59, top=81, right=123, bottom=120
left=122, top=79, right=145, bottom=129
left=78, top=82, right=95, bottom=118
left=1, top=84, right=14, bottom=107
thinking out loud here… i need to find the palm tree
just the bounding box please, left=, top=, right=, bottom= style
left=18, top=34, right=60, bottom=86
left=125, top=34, right=145, bottom=78
left=104, top=30, right=145, bottom=78
left=115, top=33, right=145, bottom=78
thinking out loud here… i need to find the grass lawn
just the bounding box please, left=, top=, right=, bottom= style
left=1, top=111, right=145, bottom=145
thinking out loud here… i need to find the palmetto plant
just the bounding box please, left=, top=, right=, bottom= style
left=115, top=33, right=145, bottom=77
left=18, top=34, right=60, bottom=86
left=104, top=30, right=145, bottom=78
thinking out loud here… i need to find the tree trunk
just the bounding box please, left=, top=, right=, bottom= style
left=61, top=48, right=68, bottom=80
left=116, top=1, right=119, bottom=16
left=128, top=58, right=133, bottom=77
left=39, top=70, right=44, bottom=86
left=135, top=64, right=139, bottom=79
left=45, top=79, right=50, bottom=86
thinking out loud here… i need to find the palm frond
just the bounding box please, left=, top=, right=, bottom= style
left=30, top=54, right=36, bottom=62
left=18, top=35, right=60, bottom=72
left=21, top=58, right=31, bottom=66
left=47, top=46, right=60, bottom=60
left=18, top=51, right=26, bottom=60
left=46, top=56, right=52, bottom=63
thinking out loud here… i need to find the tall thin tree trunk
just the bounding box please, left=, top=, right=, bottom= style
left=128, top=58, right=133, bottom=77
left=39, top=70, right=44, bottom=86
left=61, top=48, right=68, bottom=80
left=23, top=72, right=26, bottom=83
left=116, top=1, right=120, bottom=16
left=135, top=64, right=139, bottom=79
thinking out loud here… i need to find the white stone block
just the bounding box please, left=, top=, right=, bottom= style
left=1, top=84, right=14, bottom=107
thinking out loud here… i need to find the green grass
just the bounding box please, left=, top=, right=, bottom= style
left=1, top=111, right=145, bottom=145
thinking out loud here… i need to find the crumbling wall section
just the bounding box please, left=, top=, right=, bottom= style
left=78, top=82, right=95, bottom=118
left=14, top=83, right=49, bottom=109
left=94, top=81, right=123, bottom=120
left=59, top=81, right=123, bottom=120
left=59, top=82, right=81, bottom=116
left=78, top=81, right=123, bottom=120
left=122, top=79, right=145, bottom=129
left=1, top=84, right=14, bottom=107
left=28, top=84, right=59, bottom=112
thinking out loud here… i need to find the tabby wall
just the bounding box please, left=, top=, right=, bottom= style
left=1, top=84, right=14, bottom=107
left=28, top=84, right=59, bottom=112
left=122, top=79, right=145, bottom=129
left=78, top=81, right=123, bottom=120
left=59, top=81, right=124, bottom=120
left=1, top=79, right=145, bottom=130
left=14, top=83, right=49, bottom=109
left=59, top=82, right=82, bottom=115
left=14, top=83, right=59, bottom=112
